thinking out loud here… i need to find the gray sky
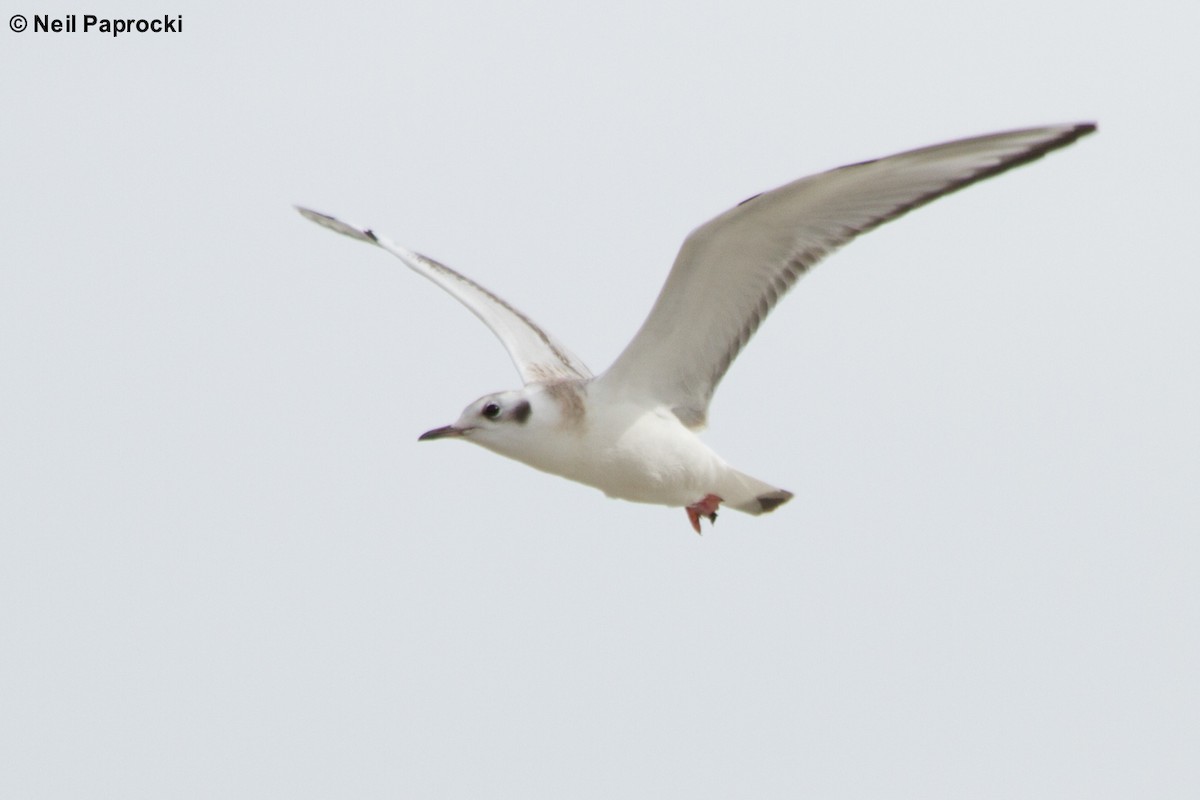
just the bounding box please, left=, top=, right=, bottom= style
left=2, top=1, right=1197, bottom=797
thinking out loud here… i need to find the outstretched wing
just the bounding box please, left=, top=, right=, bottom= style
left=598, top=123, right=1095, bottom=427
left=297, top=207, right=592, bottom=384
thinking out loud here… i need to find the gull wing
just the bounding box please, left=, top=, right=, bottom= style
left=297, top=207, right=592, bottom=384
left=598, top=123, right=1095, bottom=428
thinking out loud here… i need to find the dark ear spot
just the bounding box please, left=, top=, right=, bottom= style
left=511, top=399, right=532, bottom=424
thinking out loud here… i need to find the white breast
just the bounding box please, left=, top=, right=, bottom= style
left=540, top=396, right=728, bottom=507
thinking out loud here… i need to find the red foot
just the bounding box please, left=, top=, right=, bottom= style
left=685, top=494, right=723, bottom=534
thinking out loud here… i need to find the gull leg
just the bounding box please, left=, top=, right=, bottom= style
left=684, top=494, right=723, bottom=535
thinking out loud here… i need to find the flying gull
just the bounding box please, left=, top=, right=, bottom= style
left=298, top=122, right=1095, bottom=533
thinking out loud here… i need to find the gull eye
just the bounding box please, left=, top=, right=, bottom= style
left=482, top=402, right=501, bottom=420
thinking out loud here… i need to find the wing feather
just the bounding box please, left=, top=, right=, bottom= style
left=598, top=123, right=1095, bottom=427
left=297, top=207, right=591, bottom=384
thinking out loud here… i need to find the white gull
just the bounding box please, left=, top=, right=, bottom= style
left=298, top=122, right=1095, bottom=533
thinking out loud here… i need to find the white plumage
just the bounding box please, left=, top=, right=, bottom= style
left=299, top=122, right=1095, bottom=532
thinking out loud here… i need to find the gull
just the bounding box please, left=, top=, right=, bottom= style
left=298, top=122, right=1095, bottom=533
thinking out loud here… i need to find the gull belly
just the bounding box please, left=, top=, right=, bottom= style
left=476, top=384, right=782, bottom=513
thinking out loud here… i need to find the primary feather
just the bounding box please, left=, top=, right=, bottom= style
left=598, top=123, right=1096, bottom=427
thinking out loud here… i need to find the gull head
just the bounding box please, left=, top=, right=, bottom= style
left=417, top=381, right=588, bottom=475
left=418, top=387, right=545, bottom=452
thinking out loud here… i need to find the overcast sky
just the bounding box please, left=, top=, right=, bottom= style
left=2, top=1, right=1197, bottom=798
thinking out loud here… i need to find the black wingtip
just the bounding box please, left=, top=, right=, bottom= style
left=1063, top=121, right=1098, bottom=142
left=295, top=206, right=381, bottom=245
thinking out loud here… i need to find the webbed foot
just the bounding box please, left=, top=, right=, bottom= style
left=685, top=494, right=723, bottom=535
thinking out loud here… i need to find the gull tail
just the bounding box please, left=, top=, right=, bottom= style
left=720, top=469, right=794, bottom=516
